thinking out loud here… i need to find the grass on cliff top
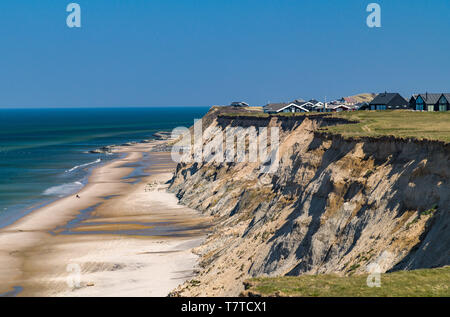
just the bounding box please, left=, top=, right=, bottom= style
left=218, top=110, right=322, bottom=118
left=219, top=108, right=450, bottom=143
left=244, top=267, right=450, bottom=297
left=324, top=111, right=450, bottom=143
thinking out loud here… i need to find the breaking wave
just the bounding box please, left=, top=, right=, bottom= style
left=65, top=159, right=101, bottom=173
left=43, top=181, right=84, bottom=197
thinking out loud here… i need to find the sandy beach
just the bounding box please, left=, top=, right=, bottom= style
left=0, top=141, right=212, bottom=297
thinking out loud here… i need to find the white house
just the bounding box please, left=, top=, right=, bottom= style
left=263, top=102, right=310, bottom=114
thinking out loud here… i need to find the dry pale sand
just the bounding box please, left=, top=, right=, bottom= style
left=0, top=141, right=212, bottom=297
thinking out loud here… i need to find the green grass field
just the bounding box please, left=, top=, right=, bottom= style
left=219, top=109, right=450, bottom=143
left=326, top=111, right=450, bottom=143
left=243, top=267, right=450, bottom=297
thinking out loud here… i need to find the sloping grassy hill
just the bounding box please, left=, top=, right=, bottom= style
left=346, top=93, right=377, bottom=103
left=242, top=267, right=450, bottom=297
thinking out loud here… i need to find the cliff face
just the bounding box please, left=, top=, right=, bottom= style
left=169, top=110, right=450, bottom=296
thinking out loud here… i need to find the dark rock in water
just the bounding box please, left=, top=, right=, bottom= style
left=153, top=131, right=172, bottom=140
left=89, top=146, right=113, bottom=154
left=120, top=141, right=138, bottom=146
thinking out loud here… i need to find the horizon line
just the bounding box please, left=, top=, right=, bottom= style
left=0, top=105, right=216, bottom=109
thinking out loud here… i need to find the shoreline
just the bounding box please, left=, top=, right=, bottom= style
left=0, top=140, right=212, bottom=297
left=0, top=157, right=110, bottom=231
left=0, top=130, right=173, bottom=231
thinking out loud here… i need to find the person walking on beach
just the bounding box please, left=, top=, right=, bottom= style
left=76, top=194, right=80, bottom=199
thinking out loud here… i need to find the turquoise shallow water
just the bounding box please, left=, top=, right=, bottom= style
left=0, top=107, right=208, bottom=228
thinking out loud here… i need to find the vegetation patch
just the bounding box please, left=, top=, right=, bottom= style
left=420, top=204, right=438, bottom=216
left=243, top=267, right=450, bottom=297
left=189, top=280, right=201, bottom=286
left=324, top=111, right=450, bottom=143
left=261, top=230, right=271, bottom=242
left=406, top=205, right=438, bottom=229
left=347, top=263, right=361, bottom=274
left=218, top=108, right=450, bottom=143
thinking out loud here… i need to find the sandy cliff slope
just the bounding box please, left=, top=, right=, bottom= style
left=168, top=109, right=449, bottom=296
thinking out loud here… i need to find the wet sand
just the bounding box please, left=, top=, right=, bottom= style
left=0, top=141, right=212, bottom=297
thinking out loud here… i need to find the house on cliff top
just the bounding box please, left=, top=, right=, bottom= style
left=369, top=92, right=409, bottom=110
left=413, top=93, right=450, bottom=111
left=263, top=102, right=310, bottom=113
left=230, top=101, right=249, bottom=107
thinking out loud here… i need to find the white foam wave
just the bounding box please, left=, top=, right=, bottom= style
left=65, top=159, right=101, bottom=173
left=43, top=181, right=84, bottom=197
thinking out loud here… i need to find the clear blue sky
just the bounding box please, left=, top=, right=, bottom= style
left=0, top=0, right=449, bottom=107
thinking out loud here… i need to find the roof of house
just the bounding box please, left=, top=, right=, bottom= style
left=329, top=104, right=351, bottom=110
left=292, top=100, right=315, bottom=108
left=230, top=101, right=249, bottom=107
left=264, top=102, right=310, bottom=112
left=417, top=93, right=442, bottom=105
left=292, top=104, right=310, bottom=112
left=369, top=93, right=405, bottom=105
left=417, top=93, right=450, bottom=104
left=356, top=103, right=370, bottom=109
left=263, top=103, right=288, bottom=112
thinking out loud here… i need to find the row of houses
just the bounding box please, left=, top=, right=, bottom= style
left=259, top=92, right=450, bottom=114
left=409, top=93, right=450, bottom=112
left=262, top=99, right=353, bottom=114
left=370, top=92, right=450, bottom=112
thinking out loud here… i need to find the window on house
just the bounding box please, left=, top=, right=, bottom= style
left=439, top=96, right=448, bottom=111
left=416, top=97, right=424, bottom=111
left=428, top=105, right=434, bottom=112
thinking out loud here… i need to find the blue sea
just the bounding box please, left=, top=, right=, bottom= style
left=0, top=107, right=208, bottom=228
